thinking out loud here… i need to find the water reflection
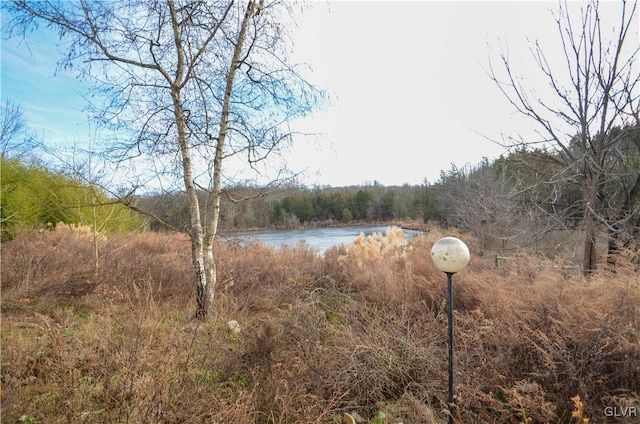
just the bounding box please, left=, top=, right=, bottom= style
left=219, top=225, right=421, bottom=255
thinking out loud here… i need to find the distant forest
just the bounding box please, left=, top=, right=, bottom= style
left=138, top=180, right=428, bottom=231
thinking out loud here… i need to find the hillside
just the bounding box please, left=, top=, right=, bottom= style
left=1, top=225, right=639, bottom=423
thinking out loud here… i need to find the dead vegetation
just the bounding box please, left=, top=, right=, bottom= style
left=1, top=226, right=639, bottom=423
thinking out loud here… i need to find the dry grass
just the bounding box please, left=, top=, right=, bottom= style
left=1, top=226, right=638, bottom=423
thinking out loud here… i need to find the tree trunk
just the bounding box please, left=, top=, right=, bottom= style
left=195, top=0, right=261, bottom=319
left=169, top=81, right=211, bottom=318
left=582, top=173, right=599, bottom=276
left=177, top=102, right=211, bottom=318
left=583, top=210, right=597, bottom=276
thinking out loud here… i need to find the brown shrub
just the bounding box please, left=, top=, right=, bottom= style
left=1, top=227, right=97, bottom=298
left=96, top=232, right=194, bottom=305
left=1, top=226, right=638, bottom=423
left=1, top=229, right=195, bottom=309
left=449, top=253, right=640, bottom=422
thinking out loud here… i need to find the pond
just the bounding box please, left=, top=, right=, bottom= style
left=219, top=225, right=422, bottom=255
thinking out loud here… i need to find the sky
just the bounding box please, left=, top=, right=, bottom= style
left=1, top=1, right=636, bottom=188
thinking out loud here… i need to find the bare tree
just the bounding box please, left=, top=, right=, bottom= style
left=436, top=159, right=544, bottom=256
left=5, top=0, right=321, bottom=318
left=489, top=0, right=639, bottom=275
left=0, top=100, right=39, bottom=160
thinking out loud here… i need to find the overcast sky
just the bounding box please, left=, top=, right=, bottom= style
left=1, top=1, right=635, bottom=187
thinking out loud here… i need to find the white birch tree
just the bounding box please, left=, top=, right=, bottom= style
left=5, top=0, right=321, bottom=318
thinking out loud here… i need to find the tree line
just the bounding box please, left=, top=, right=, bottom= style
left=1, top=156, right=146, bottom=241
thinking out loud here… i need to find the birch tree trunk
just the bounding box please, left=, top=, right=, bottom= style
left=173, top=86, right=209, bottom=318
left=198, top=0, right=262, bottom=319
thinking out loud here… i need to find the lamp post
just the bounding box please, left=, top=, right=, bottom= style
left=431, top=237, right=470, bottom=424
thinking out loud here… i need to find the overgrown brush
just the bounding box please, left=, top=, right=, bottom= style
left=1, top=226, right=638, bottom=423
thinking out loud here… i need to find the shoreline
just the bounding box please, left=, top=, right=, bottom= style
left=218, top=220, right=430, bottom=235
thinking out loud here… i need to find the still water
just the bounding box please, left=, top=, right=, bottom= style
left=219, top=225, right=421, bottom=255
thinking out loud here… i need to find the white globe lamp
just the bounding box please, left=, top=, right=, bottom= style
left=431, top=236, right=471, bottom=274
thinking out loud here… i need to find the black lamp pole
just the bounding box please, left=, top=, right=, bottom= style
left=430, top=236, right=469, bottom=424
left=446, top=271, right=455, bottom=424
